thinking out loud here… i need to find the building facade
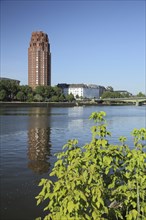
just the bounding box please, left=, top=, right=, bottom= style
left=28, top=31, right=51, bottom=89
left=57, top=83, right=105, bottom=99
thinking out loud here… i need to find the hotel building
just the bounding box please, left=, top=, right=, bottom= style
left=28, top=31, right=51, bottom=89
left=57, top=83, right=106, bottom=99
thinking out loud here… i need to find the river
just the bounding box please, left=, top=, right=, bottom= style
left=0, top=105, right=145, bottom=220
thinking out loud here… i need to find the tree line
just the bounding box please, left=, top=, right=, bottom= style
left=0, top=80, right=75, bottom=102
left=0, top=80, right=145, bottom=102
left=101, top=87, right=146, bottom=99
left=101, top=91, right=146, bottom=99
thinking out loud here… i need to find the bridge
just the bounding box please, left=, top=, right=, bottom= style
left=95, top=97, right=146, bottom=106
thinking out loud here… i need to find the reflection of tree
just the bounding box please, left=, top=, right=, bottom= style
left=27, top=108, right=51, bottom=174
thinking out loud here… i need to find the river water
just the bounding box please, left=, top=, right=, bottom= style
left=0, top=105, right=145, bottom=220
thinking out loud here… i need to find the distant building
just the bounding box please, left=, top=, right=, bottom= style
left=57, top=83, right=69, bottom=96
left=57, top=83, right=106, bottom=99
left=0, top=77, right=20, bottom=85
left=28, top=31, right=51, bottom=89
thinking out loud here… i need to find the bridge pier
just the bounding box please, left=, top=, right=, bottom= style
left=136, top=101, right=142, bottom=106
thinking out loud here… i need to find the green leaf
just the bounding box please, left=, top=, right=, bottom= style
left=38, top=178, right=47, bottom=186
left=127, top=209, right=138, bottom=220
left=92, top=211, right=97, bottom=220
left=67, top=201, right=74, bottom=213
left=36, top=198, right=42, bottom=206
left=103, top=156, right=112, bottom=165
left=80, top=191, right=87, bottom=202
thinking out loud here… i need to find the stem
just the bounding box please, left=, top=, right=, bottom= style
left=136, top=180, right=140, bottom=220
left=142, top=192, right=144, bottom=220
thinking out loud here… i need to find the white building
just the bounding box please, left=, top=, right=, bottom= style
left=58, top=83, right=105, bottom=99
left=68, top=84, right=85, bottom=98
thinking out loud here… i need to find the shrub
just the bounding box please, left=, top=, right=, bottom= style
left=33, top=94, right=43, bottom=102
left=16, top=91, right=26, bottom=101
left=36, top=111, right=146, bottom=220
left=0, top=89, right=7, bottom=101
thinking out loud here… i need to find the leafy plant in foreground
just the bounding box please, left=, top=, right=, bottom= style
left=36, top=111, right=146, bottom=220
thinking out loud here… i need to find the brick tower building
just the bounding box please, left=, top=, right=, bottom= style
left=28, top=31, right=51, bottom=89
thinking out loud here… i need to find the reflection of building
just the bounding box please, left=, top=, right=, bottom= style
left=57, top=83, right=105, bottom=99
left=28, top=31, right=51, bottom=89
left=27, top=108, right=51, bottom=174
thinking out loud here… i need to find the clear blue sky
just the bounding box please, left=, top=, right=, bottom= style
left=1, top=0, right=145, bottom=94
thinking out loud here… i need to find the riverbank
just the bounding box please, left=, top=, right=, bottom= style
left=0, top=101, right=76, bottom=107
left=0, top=101, right=98, bottom=108
left=0, top=101, right=136, bottom=108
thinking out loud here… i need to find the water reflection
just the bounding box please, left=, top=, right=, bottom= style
left=68, top=107, right=84, bottom=128
left=27, top=107, right=51, bottom=174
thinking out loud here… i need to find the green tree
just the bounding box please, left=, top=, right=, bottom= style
left=50, top=95, right=59, bottom=102
left=16, top=91, right=26, bottom=101
left=59, top=94, right=66, bottom=102
left=34, top=85, right=62, bottom=101
left=27, top=93, right=34, bottom=102
left=106, top=86, right=114, bottom=92
left=44, top=86, right=54, bottom=99
left=33, top=94, right=43, bottom=102
left=76, top=94, right=79, bottom=99
left=0, top=80, right=19, bottom=101
left=0, top=89, right=7, bottom=101
left=112, top=91, right=123, bottom=98
left=8, top=80, right=19, bottom=100
left=53, top=86, right=62, bottom=96
left=122, top=92, right=131, bottom=98
left=19, top=85, right=33, bottom=101
left=19, top=85, right=32, bottom=94
left=101, top=91, right=113, bottom=98
left=136, top=92, right=146, bottom=97
left=66, top=93, right=75, bottom=102
left=0, top=80, right=7, bottom=91
left=101, top=91, right=123, bottom=99
left=36, top=111, right=146, bottom=220
left=35, top=86, right=45, bottom=98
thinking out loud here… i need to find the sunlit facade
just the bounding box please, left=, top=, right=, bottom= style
left=57, top=83, right=106, bottom=99
left=28, top=31, right=51, bottom=89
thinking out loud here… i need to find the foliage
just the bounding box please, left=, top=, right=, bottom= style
left=0, top=80, right=75, bottom=102
left=35, top=86, right=46, bottom=97
left=58, top=94, right=66, bottom=102
left=16, top=91, right=26, bottom=101
left=33, top=94, right=43, bottom=102
left=27, top=93, right=34, bottom=102
left=34, top=86, right=62, bottom=101
left=19, top=85, right=33, bottom=94
left=66, top=93, right=75, bottom=102
left=101, top=91, right=127, bottom=99
left=136, top=92, right=146, bottom=97
left=0, top=80, right=19, bottom=100
left=106, top=86, right=114, bottom=92
left=0, top=89, right=7, bottom=101
left=49, top=95, right=59, bottom=102
left=53, top=86, right=62, bottom=96
left=36, top=111, right=146, bottom=220
left=43, top=86, right=54, bottom=99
